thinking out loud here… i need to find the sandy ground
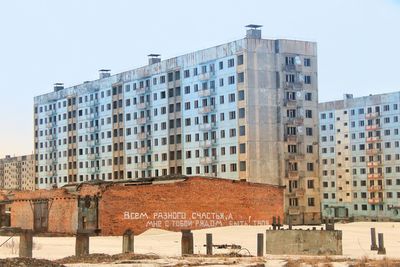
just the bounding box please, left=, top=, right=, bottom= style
left=0, top=222, right=398, bottom=266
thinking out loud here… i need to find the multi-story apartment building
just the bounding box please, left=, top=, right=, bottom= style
left=319, top=92, right=400, bottom=221
left=34, top=26, right=320, bottom=224
left=0, top=155, right=35, bottom=191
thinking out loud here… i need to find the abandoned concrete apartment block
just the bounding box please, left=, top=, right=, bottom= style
left=34, top=26, right=320, bottom=224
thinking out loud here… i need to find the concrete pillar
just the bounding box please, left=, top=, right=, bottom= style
left=75, top=233, right=90, bottom=257
left=377, top=233, right=386, bottom=255
left=370, top=228, right=378, bottom=251
left=272, top=216, right=276, bottom=230
left=122, top=229, right=134, bottom=253
left=288, top=216, right=292, bottom=230
left=181, top=230, right=193, bottom=255
left=19, top=230, right=33, bottom=258
left=257, top=233, right=264, bottom=257
left=206, top=233, right=212, bottom=255
left=277, top=216, right=281, bottom=230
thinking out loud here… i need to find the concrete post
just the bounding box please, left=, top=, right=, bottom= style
left=277, top=216, right=281, bottom=230
left=181, top=230, right=193, bottom=255
left=206, top=233, right=212, bottom=255
left=370, top=228, right=378, bottom=251
left=288, top=215, right=292, bottom=230
left=377, top=233, right=386, bottom=255
left=122, top=229, right=134, bottom=253
left=75, top=233, right=90, bottom=257
left=257, top=233, right=264, bottom=257
left=272, top=216, right=276, bottom=230
left=19, top=230, right=33, bottom=258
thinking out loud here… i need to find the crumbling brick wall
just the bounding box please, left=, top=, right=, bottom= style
left=99, top=177, right=284, bottom=235
left=7, top=177, right=284, bottom=236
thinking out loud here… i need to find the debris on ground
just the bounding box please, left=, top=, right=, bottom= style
left=0, top=257, right=65, bottom=267
left=55, top=252, right=159, bottom=264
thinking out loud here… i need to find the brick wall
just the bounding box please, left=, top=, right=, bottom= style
left=5, top=177, right=284, bottom=236
left=99, top=177, right=284, bottom=235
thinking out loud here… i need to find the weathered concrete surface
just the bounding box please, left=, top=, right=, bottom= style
left=265, top=230, right=342, bottom=255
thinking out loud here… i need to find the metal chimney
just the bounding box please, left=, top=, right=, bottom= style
left=99, top=69, right=111, bottom=79
left=148, top=54, right=161, bottom=65
left=54, top=83, right=64, bottom=92
left=245, top=24, right=262, bottom=39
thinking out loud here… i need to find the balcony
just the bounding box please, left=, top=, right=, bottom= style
left=137, top=132, right=150, bottom=140
left=285, top=152, right=305, bottom=161
left=286, top=117, right=304, bottom=126
left=284, top=64, right=302, bottom=72
left=90, top=167, right=100, bottom=173
left=368, top=197, right=383, bottom=204
left=200, top=156, right=217, bottom=165
left=367, top=173, right=384, bottom=179
left=288, top=206, right=302, bottom=215
left=365, top=124, right=380, bottom=131
left=294, top=188, right=305, bottom=197
left=366, top=136, right=381, bottom=143
left=137, top=147, right=150, bottom=155
left=46, top=110, right=57, bottom=116
left=86, top=140, right=99, bottom=147
left=46, top=171, right=56, bottom=177
left=287, top=170, right=299, bottom=179
left=366, top=148, right=382, bottom=155
left=199, top=122, right=217, bottom=131
left=46, top=135, right=57, bottom=141
left=89, top=99, right=99, bottom=106
left=367, top=161, right=382, bottom=167
left=136, top=117, right=148, bottom=125
left=136, top=86, right=150, bottom=95
left=285, top=135, right=298, bottom=143
left=199, top=140, right=217, bottom=148
left=136, top=162, right=152, bottom=170
left=88, top=126, right=100, bottom=133
left=46, top=122, right=55, bottom=128
left=86, top=113, right=99, bottom=120
left=198, top=105, right=215, bottom=114
left=284, top=99, right=303, bottom=107
left=198, top=72, right=215, bottom=81
left=366, top=112, right=380, bottom=119
left=137, top=102, right=150, bottom=110
left=368, top=185, right=383, bottom=192
left=88, top=154, right=100, bottom=161
left=198, top=88, right=216, bottom=97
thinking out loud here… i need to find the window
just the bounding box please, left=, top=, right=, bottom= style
left=305, top=92, right=312, bottom=101
left=305, top=110, right=312, bottom=118
left=228, top=58, right=235, bottom=67
left=237, top=72, right=244, bottom=83
left=304, top=75, right=311, bottom=84
left=307, top=198, right=315, bottom=206
left=237, top=55, right=244, bottom=65
left=184, top=70, right=190, bottom=78
left=228, top=76, right=235, bottom=85
left=304, top=58, right=311, bottom=67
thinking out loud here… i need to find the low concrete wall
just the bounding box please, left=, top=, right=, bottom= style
left=265, top=230, right=342, bottom=255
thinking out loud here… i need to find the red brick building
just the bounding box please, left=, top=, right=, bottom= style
left=0, top=176, right=284, bottom=235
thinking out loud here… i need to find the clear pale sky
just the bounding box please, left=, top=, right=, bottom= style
left=0, top=0, right=399, bottom=158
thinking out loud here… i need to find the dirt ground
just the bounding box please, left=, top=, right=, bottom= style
left=0, top=222, right=398, bottom=266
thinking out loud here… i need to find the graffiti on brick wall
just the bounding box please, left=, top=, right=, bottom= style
left=123, top=211, right=269, bottom=229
